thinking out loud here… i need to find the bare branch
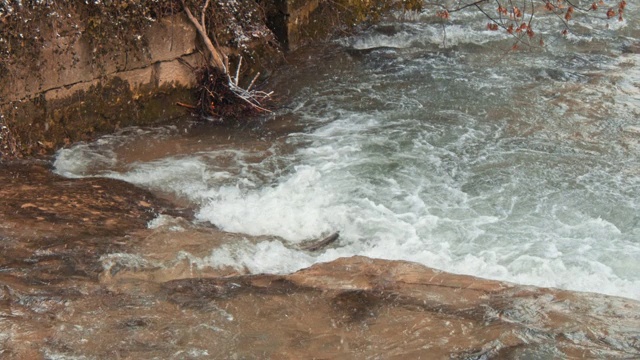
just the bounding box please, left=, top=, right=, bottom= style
left=201, top=0, right=210, bottom=30
left=179, top=1, right=283, bottom=115
left=235, top=56, right=242, bottom=87
left=247, top=72, right=261, bottom=92
left=180, top=0, right=226, bottom=73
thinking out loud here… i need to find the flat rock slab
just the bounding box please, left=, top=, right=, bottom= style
left=0, top=161, right=189, bottom=281
left=0, top=161, right=188, bottom=235
left=3, top=255, right=638, bottom=359
left=159, top=257, right=640, bottom=359
left=0, top=163, right=638, bottom=359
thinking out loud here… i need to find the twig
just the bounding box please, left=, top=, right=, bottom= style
left=201, top=0, right=210, bottom=31
left=247, top=72, right=260, bottom=92
left=176, top=102, right=197, bottom=109
left=234, top=56, right=242, bottom=87
left=301, top=232, right=340, bottom=251
left=182, top=0, right=273, bottom=114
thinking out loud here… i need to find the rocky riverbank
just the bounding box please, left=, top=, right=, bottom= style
left=0, top=160, right=639, bottom=359
left=2, top=2, right=639, bottom=359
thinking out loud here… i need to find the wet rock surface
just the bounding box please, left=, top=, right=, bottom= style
left=0, top=161, right=190, bottom=282
left=0, top=163, right=639, bottom=359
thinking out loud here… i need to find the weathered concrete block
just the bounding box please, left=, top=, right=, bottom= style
left=145, top=14, right=197, bottom=65
left=156, top=58, right=199, bottom=89
left=117, top=66, right=156, bottom=94
left=260, top=0, right=392, bottom=51
left=0, top=13, right=197, bottom=106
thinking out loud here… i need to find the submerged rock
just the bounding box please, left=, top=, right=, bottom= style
left=0, top=161, right=191, bottom=283
left=0, top=126, right=637, bottom=359
left=157, top=257, right=640, bottom=359
left=0, top=166, right=637, bottom=357
left=2, top=247, right=638, bottom=358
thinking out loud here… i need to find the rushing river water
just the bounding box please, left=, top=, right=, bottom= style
left=54, top=8, right=640, bottom=300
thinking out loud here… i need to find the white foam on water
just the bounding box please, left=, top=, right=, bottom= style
left=340, top=22, right=508, bottom=50
left=53, top=12, right=640, bottom=301
left=147, top=214, right=189, bottom=232
left=53, top=126, right=182, bottom=178
left=104, top=155, right=230, bottom=203
left=201, top=239, right=316, bottom=274
left=54, top=143, right=118, bottom=178
left=196, top=165, right=344, bottom=241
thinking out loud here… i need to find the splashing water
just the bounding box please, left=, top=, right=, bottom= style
left=55, top=8, right=640, bottom=300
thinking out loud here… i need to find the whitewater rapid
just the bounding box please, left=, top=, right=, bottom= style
left=55, top=8, right=640, bottom=300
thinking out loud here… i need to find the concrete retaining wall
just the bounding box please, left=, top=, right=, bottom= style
left=0, top=0, right=406, bottom=158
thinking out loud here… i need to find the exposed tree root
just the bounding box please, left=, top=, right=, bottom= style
left=180, top=0, right=272, bottom=120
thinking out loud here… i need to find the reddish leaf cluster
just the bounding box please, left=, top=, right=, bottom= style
left=565, top=6, right=574, bottom=21
left=436, top=10, right=450, bottom=20
left=615, top=0, right=627, bottom=21
left=435, top=0, right=629, bottom=50
left=512, top=6, right=522, bottom=18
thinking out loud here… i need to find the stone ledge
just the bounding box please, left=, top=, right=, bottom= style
left=0, top=13, right=197, bottom=106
